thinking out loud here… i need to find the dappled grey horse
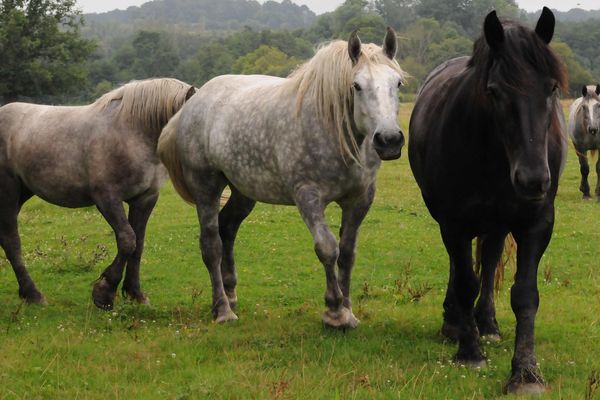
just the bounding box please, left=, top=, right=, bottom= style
left=0, top=78, right=195, bottom=309
left=159, top=29, right=405, bottom=329
left=568, top=84, right=600, bottom=200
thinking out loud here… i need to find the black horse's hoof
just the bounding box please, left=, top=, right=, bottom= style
left=504, top=382, right=546, bottom=396
left=92, top=277, right=116, bottom=310
left=20, top=289, right=48, bottom=305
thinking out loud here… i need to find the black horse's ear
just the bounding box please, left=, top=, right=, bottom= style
left=484, top=10, right=504, bottom=50
left=595, top=84, right=600, bottom=95
left=348, top=30, right=362, bottom=65
left=582, top=85, right=588, bottom=97
left=535, top=6, right=555, bottom=44
left=185, top=86, right=196, bottom=101
left=382, top=27, right=397, bottom=60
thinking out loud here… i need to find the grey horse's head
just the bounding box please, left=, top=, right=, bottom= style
left=348, top=28, right=405, bottom=160
left=580, top=84, right=600, bottom=136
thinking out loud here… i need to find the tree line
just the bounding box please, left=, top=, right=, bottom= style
left=1, top=0, right=598, bottom=104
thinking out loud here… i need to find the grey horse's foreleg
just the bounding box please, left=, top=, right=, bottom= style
left=121, top=193, right=159, bottom=304
left=92, top=197, right=136, bottom=310
left=218, top=186, right=256, bottom=309
left=504, top=214, right=552, bottom=395
left=474, top=233, right=506, bottom=341
left=295, top=185, right=354, bottom=329
left=336, top=185, right=375, bottom=328
left=577, top=152, right=591, bottom=199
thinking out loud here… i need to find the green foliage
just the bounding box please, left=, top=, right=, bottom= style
left=552, top=40, right=594, bottom=96
left=232, top=45, right=300, bottom=76
left=0, top=0, right=95, bottom=102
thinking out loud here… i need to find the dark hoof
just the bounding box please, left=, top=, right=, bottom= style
left=215, top=309, right=238, bottom=324
left=504, top=382, right=546, bottom=396
left=441, top=320, right=460, bottom=341
left=92, top=277, right=116, bottom=310
left=477, top=321, right=501, bottom=342
left=583, top=194, right=592, bottom=200
left=322, top=307, right=359, bottom=330
left=123, top=288, right=150, bottom=305
left=20, top=289, right=48, bottom=305
left=453, top=352, right=486, bottom=368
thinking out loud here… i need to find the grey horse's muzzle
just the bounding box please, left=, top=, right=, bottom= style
left=373, top=130, right=404, bottom=160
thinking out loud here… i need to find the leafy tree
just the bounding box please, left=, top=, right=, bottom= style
left=0, top=0, right=95, bottom=102
left=551, top=40, right=594, bottom=96
left=232, top=45, right=300, bottom=76
left=374, top=0, right=417, bottom=31
left=131, top=31, right=180, bottom=79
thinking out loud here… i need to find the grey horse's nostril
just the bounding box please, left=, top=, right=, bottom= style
left=373, top=132, right=386, bottom=147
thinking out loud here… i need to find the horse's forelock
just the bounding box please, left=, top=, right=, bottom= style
left=285, top=40, right=405, bottom=163
left=92, top=78, right=192, bottom=133
left=470, top=23, right=568, bottom=94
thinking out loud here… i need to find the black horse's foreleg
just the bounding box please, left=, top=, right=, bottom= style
left=595, top=155, right=600, bottom=201
left=441, top=228, right=484, bottom=366
left=504, top=215, right=553, bottom=395
left=92, top=197, right=136, bottom=310
left=121, top=192, right=159, bottom=304
left=577, top=152, right=591, bottom=199
left=336, top=184, right=375, bottom=327
left=295, top=185, right=354, bottom=329
left=218, top=186, right=256, bottom=309
left=474, top=232, right=506, bottom=340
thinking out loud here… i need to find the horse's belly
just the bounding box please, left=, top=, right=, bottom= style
left=225, top=171, right=294, bottom=205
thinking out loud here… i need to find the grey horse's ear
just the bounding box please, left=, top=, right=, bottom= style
left=383, top=27, right=397, bottom=60
left=596, top=84, right=600, bottom=95
left=348, top=30, right=362, bottom=65
left=484, top=10, right=504, bottom=50
left=185, top=86, right=196, bottom=101
left=582, top=86, right=588, bottom=97
left=535, top=6, right=555, bottom=44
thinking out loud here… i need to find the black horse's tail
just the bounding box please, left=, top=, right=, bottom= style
left=474, top=234, right=517, bottom=293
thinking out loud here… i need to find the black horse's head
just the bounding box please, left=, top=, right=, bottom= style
left=472, top=7, right=567, bottom=201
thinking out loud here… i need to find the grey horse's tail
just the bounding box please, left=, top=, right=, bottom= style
left=474, top=234, right=516, bottom=294
left=157, top=111, right=194, bottom=204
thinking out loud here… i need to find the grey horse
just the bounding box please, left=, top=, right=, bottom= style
left=0, top=78, right=195, bottom=308
left=568, top=84, right=600, bottom=200
left=158, top=29, right=405, bottom=329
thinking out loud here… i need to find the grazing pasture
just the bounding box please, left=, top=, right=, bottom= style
left=0, top=102, right=599, bottom=399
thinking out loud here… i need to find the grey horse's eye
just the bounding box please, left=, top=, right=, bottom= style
left=353, top=82, right=362, bottom=91
left=397, top=81, right=402, bottom=89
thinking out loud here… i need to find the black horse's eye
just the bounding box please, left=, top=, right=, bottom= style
left=552, top=84, right=559, bottom=93
left=486, top=85, right=497, bottom=97
left=353, top=82, right=362, bottom=91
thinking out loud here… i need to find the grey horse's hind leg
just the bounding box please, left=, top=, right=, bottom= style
left=295, top=185, right=353, bottom=329
left=576, top=152, right=591, bottom=199
left=474, top=233, right=506, bottom=342
left=121, top=192, right=159, bottom=305
left=336, top=184, right=376, bottom=329
left=92, top=197, right=136, bottom=310
left=218, top=186, right=256, bottom=309
left=0, top=173, right=45, bottom=304
left=190, top=171, right=236, bottom=323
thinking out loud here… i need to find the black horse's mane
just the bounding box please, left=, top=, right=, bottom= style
left=468, top=20, right=568, bottom=94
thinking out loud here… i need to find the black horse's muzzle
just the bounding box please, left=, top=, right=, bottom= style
left=513, top=168, right=551, bottom=202
left=373, top=130, right=405, bottom=160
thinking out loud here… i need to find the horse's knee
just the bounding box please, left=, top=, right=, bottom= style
left=314, top=230, right=339, bottom=266
left=118, top=229, right=136, bottom=256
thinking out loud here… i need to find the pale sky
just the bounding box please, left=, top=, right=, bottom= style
left=76, top=0, right=599, bottom=15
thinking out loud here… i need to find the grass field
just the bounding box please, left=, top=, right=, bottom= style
left=1, top=103, right=599, bottom=399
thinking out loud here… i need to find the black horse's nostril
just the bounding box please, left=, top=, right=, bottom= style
left=397, top=130, right=405, bottom=147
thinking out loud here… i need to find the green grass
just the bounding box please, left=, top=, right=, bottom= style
left=1, top=103, right=599, bottom=399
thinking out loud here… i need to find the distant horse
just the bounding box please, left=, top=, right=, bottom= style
left=409, top=8, right=567, bottom=394
left=568, top=84, right=600, bottom=200
left=0, top=78, right=195, bottom=309
left=158, top=29, right=405, bottom=328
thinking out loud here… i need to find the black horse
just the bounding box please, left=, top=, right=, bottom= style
left=408, top=8, right=567, bottom=395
